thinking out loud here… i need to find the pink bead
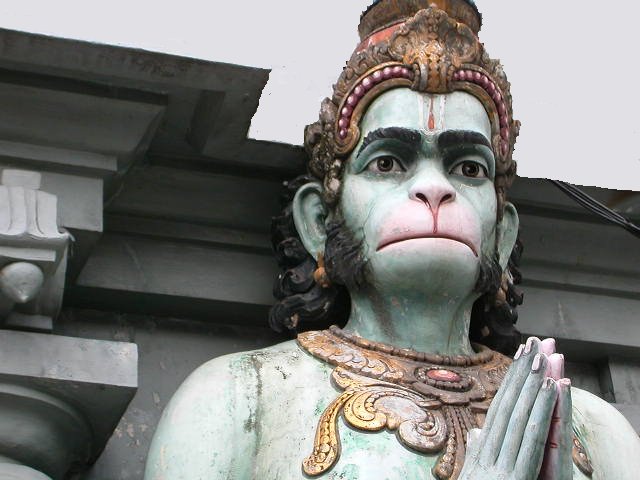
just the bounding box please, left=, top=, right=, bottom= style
left=339, top=129, right=347, bottom=139
left=501, top=127, right=509, bottom=139
left=341, top=106, right=353, bottom=117
left=402, top=67, right=412, bottom=78
left=347, top=95, right=357, bottom=107
left=480, top=76, right=489, bottom=88
left=372, top=70, right=383, bottom=83
left=383, top=67, right=392, bottom=79
left=473, top=72, right=482, bottom=82
left=338, top=118, right=349, bottom=129
left=458, top=71, right=467, bottom=81
left=500, top=116, right=508, bottom=128
left=354, top=85, right=364, bottom=98
left=498, top=103, right=507, bottom=116
left=501, top=142, right=509, bottom=156
left=392, top=66, right=403, bottom=75
left=487, top=82, right=496, bottom=94
left=362, top=77, right=373, bottom=90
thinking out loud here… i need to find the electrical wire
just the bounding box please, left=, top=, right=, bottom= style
left=548, top=180, right=640, bottom=239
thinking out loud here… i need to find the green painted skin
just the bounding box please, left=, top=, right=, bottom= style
left=144, top=89, right=640, bottom=479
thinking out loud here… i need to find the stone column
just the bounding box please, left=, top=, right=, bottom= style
left=0, top=169, right=138, bottom=479
left=0, top=330, right=137, bottom=479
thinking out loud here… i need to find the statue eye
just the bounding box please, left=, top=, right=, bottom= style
left=452, top=161, right=487, bottom=179
left=367, top=156, right=404, bottom=173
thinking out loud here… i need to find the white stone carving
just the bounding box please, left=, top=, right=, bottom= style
left=0, top=169, right=70, bottom=330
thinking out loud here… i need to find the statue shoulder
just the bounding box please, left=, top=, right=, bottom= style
left=571, top=387, right=640, bottom=479
left=144, top=339, right=307, bottom=480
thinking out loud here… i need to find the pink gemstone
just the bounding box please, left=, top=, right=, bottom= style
left=487, top=82, right=496, bottom=94
left=427, top=369, right=461, bottom=383
left=339, top=129, right=347, bottom=139
left=501, top=127, right=509, bottom=139
left=500, top=116, right=508, bottom=128
left=382, top=67, right=392, bottom=79
left=338, top=118, right=349, bottom=129
left=498, top=103, right=507, bottom=116
left=392, top=65, right=403, bottom=76
left=362, top=77, right=373, bottom=90
left=493, top=92, right=502, bottom=103
left=347, top=95, right=357, bottom=107
left=372, top=70, right=383, bottom=83
left=501, top=141, right=509, bottom=155
left=354, top=85, right=365, bottom=97
left=480, top=76, right=489, bottom=88
left=341, top=106, right=353, bottom=117
left=458, top=71, right=467, bottom=81
left=473, top=72, right=482, bottom=82
left=402, top=67, right=412, bottom=78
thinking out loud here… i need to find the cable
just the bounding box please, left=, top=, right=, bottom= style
left=548, top=180, right=640, bottom=239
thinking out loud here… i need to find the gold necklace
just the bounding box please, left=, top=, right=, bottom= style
left=297, top=326, right=511, bottom=479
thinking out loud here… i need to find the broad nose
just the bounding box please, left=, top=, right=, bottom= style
left=409, top=170, right=456, bottom=210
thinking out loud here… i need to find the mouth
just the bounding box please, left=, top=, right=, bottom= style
left=377, top=234, right=478, bottom=257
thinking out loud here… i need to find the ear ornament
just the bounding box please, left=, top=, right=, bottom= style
left=313, top=253, right=332, bottom=289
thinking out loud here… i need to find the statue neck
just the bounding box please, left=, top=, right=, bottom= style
left=343, top=286, right=476, bottom=356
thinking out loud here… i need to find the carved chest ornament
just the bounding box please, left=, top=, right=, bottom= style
left=298, top=326, right=510, bottom=479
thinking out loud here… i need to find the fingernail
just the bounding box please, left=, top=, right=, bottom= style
left=524, top=337, right=540, bottom=355
left=540, top=338, right=556, bottom=355
left=514, top=344, right=524, bottom=360
left=548, top=353, right=565, bottom=380
left=531, top=353, right=544, bottom=372
left=559, top=378, right=571, bottom=389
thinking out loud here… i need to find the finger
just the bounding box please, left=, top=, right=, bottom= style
left=514, top=378, right=558, bottom=480
left=480, top=351, right=548, bottom=465
left=539, top=379, right=573, bottom=480
left=545, top=353, right=564, bottom=381
left=483, top=337, right=542, bottom=433
left=540, top=338, right=556, bottom=356
left=495, top=354, right=550, bottom=470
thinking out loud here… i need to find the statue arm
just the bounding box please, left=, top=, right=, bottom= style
left=571, top=387, right=640, bottom=480
left=144, top=353, right=258, bottom=480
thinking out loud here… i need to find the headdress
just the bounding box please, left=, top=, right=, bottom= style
left=305, top=0, right=519, bottom=214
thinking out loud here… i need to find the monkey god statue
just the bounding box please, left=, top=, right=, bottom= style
left=145, top=1, right=640, bottom=478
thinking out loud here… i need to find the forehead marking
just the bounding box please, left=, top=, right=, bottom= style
left=423, top=95, right=447, bottom=134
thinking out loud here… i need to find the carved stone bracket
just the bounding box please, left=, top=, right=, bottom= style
left=0, top=169, right=70, bottom=331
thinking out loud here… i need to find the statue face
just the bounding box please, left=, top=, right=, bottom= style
left=336, top=88, right=509, bottom=296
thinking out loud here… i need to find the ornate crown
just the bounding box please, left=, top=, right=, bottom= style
left=305, top=0, right=519, bottom=215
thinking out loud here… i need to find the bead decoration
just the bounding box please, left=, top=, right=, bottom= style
left=337, top=65, right=415, bottom=140
left=329, top=325, right=493, bottom=367
left=453, top=69, right=511, bottom=156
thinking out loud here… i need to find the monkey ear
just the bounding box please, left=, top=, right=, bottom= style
left=496, top=202, right=519, bottom=271
left=292, top=182, right=328, bottom=262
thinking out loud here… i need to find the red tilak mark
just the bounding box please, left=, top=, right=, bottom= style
left=428, top=98, right=436, bottom=130
left=549, top=442, right=559, bottom=449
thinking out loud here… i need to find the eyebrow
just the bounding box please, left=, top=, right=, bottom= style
left=437, top=130, right=491, bottom=150
left=357, top=127, right=422, bottom=156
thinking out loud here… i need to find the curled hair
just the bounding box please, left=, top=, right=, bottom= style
left=269, top=176, right=523, bottom=356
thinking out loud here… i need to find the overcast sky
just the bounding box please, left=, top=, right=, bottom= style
left=1, top=0, right=639, bottom=192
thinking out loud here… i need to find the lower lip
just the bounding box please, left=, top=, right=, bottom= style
left=377, top=237, right=478, bottom=257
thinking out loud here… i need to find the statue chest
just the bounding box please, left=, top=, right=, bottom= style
left=247, top=335, right=510, bottom=480
left=251, top=366, right=443, bottom=480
